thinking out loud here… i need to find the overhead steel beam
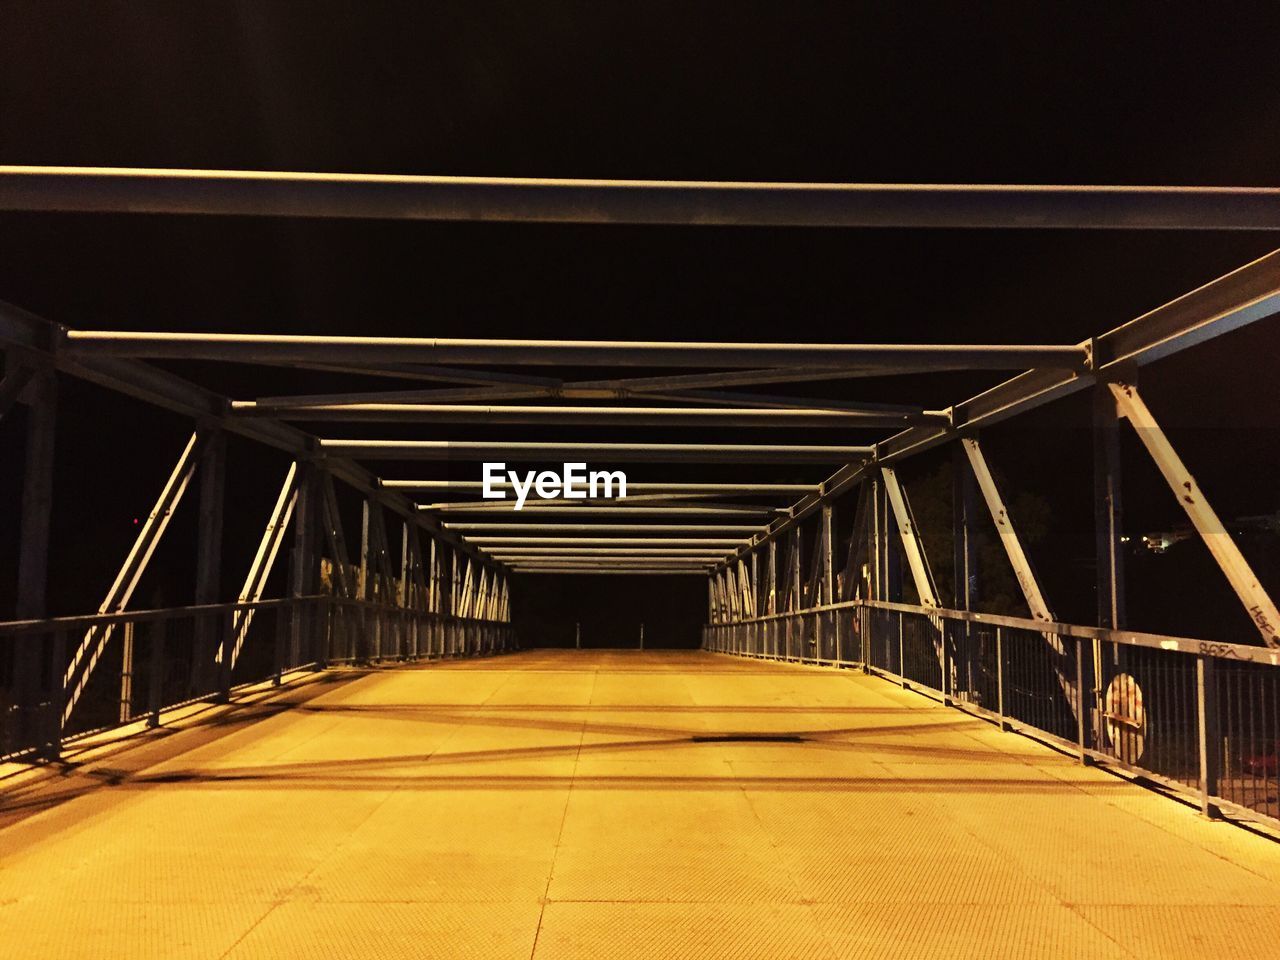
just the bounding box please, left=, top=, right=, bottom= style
left=321, top=438, right=872, bottom=463
left=65, top=331, right=1083, bottom=370
left=235, top=401, right=934, bottom=429
left=393, top=480, right=812, bottom=495
left=514, top=569, right=705, bottom=576
left=509, top=566, right=714, bottom=572
left=715, top=245, right=1280, bottom=571
left=421, top=504, right=778, bottom=516
left=637, top=389, right=937, bottom=413
left=491, top=549, right=729, bottom=556
left=279, top=360, right=560, bottom=388
left=507, top=557, right=714, bottom=563
left=6, top=167, right=1280, bottom=229
left=273, top=368, right=940, bottom=408
left=1110, top=381, right=1280, bottom=648
left=247, top=383, right=927, bottom=412
left=467, top=538, right=746, bottom=547
left=570, top=369, right=949, bottom=393
left=442, top=522, right=762, bottom=533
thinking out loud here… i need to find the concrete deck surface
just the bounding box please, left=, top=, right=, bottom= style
left=2, top=649, right=1278, bottom=959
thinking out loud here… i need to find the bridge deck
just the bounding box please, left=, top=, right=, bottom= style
left=3, top=649, right=1278, bottom=959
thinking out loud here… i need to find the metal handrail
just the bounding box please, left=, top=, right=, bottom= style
left=708, top=598, right=1280, bottom=666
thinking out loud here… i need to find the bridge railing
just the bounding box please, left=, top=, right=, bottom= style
left=704, top=599, right=1280, bottom=828
left=0, top=597, right=517, bottom=764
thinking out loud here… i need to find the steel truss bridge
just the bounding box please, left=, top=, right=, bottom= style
left=2, top=168, right=1280, bottom=958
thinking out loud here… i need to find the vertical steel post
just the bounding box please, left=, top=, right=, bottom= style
left=822, top=504, right=835, bottom=606
left=898, top=610, right=906, bottom=688
left=147, top=616, right=165, bottom=728
left=995, top=626, right=1007, bottom=730
left=288, top=464, right=318, bottom=673
left=193, top=428, right=226, bottom=695
left=1093, top=382, right=1125, bottom=751
left=42, top=628, right=67, bottom=760
left=953, top=443, right=978, bottom=703
left=119, top=621, right=135, bottom=724
left=15, top=370, right=55, bottom=747
left=869, top=475, right=882, bottom=601
left=1073, top=635, right=1086, bottom=762
left=575, top=621, right=581, bottom=649
left=1196, top=656, right=1221, bottom=818
left=359, top=499, right=371, bottom=661
left=639, top=622, right=645, bottom=651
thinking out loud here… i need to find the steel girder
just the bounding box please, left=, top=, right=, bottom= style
left=1109, top=381, right=1280, bottom=648
left=5, top=166, right=1280, bottom=229
left=714, top=246, right=1280, bottom=572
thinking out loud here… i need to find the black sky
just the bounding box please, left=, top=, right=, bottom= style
left=2, top=3, right=1279, bottom=644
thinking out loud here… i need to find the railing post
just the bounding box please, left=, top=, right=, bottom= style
left=938, top=615, right=950, bottom=705
left=1074, top=635, right=1087, bottom=763
left=218, top=608, right=235, bottom=702
left=898, top=611, right=906, bottom=688
left=42, top=628, right=67, bottom=761
left=147, top=616, right=166, bottom=728
left=1196, top=655, right=1221, bottom=818
left=119, top=621, right=136, bottom=724
left=273, top=604, right=286, bottom=684
left=995, top=626, right=1007, bottom=730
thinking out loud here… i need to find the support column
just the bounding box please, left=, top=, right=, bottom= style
left=288, top=464, right=320, bottom=672
left=821, top=505, right=835, bottom=606
left=14, top=370, right=55, bottom=749
left=15, top=370, right=55, bottom=620
left=193, top=428, right=226, bottom=693
left=1092, top=383, right=1125, bottom=751
left=1094, top=384, right=1126, bottom=630
left=952, top=443, right=978, bottom=611
left=952, top=442, right=979, bottom=703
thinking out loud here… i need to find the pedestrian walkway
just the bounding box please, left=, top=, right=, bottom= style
left=2, top=649, right=1278, bottom=958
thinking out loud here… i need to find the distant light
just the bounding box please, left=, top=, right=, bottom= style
left=133, top=518, right=139, bottom=525
left=1120, top=535, right=1130, bottom=543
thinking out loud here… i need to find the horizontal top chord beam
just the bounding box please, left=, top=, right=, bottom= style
left=5, top=166, right=1280, bottom=230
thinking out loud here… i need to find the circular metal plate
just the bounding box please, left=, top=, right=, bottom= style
left=1105, top=672, right=1146, bottom=763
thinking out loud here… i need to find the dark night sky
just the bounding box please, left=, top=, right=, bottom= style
left=2, top=3, right=1279, bottom=645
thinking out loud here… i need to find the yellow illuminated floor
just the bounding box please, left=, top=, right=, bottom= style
left=3, top=649, right=1279, bottom=959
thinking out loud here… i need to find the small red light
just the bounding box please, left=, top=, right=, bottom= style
left=133, top=518, right=139, bottom=525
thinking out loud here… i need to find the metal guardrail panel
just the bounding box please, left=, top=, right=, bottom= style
left=705, top=599, right=1280, bottom=829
